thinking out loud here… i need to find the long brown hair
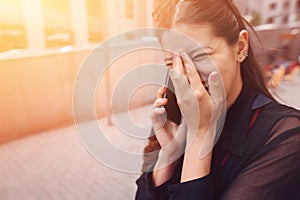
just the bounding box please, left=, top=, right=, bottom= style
left=153, top=0, right=274, bottom=99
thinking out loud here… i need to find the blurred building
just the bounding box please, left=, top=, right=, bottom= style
left=0, top=0, right=159, bottom=143
left=0, top=0, right=154, bottom=53
left=237, top=0, right=300, bottom=25
left=235, top=0, right=300, bottom=64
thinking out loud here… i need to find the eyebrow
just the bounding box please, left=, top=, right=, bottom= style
left=163, top=46, right=214, bottom=65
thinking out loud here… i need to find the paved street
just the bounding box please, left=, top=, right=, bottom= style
left=0, top=106, right=150, bottom=200
left=0, top=72, right=299, bottom=200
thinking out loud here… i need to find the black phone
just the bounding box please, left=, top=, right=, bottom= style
left=164, top=70, right=182, bottom=125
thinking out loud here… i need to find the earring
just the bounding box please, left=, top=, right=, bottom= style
left=240, top=51, right=248, bottom=62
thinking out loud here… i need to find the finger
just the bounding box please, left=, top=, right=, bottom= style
left=150, top=107, right=166, bottom=119
left=207, top=71, right=225, bottom=104
left=170, top=53, right=191, bottom=98
left=169, top=68, right=190, bottom=98
left=157, top=86, right=167, bottom=99
left=153, top=98, right=168, bottom=108
left=180, top=51, right=207, bottom=97
left=150, top=107, right=167, bottom=134
left=173, top=53, right=185, bottom=75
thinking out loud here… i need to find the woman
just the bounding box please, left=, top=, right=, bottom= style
left=135, top=0, right=300, bottom=199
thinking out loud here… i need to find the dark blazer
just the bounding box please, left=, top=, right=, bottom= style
left=135, top=84, right=300, bottom=200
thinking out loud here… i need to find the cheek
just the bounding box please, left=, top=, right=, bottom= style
left=194, top=55, right=238, bottom=97
left=194, top=58, right=218, bottom=80
left=215, top=59, right=239, bottom=97
left=194, top=56, right=234, bottom=83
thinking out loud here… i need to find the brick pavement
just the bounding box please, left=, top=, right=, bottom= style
left=0, top=105, right=152, bottom=200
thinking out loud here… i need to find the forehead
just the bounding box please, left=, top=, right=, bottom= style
left=160, top=24, right=217, bottom=54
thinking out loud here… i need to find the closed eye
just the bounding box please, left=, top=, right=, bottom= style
left=192, top=53, right=209, bottom=61
left=190, top=47, right=214, bottom=62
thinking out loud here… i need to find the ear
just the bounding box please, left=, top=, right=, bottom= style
left=236, top=30, right=249, bottom=63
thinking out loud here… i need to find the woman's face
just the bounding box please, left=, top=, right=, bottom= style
left=164, top=23, right=246, bottom=108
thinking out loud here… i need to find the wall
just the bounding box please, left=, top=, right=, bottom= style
left=0, top=38, right=165, bottom=144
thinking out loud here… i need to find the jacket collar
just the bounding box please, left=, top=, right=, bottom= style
left=218, top=84, right=272, bottom=157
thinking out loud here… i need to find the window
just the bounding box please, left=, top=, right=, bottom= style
left=0, top=25, right=27, bottom=52
left=42, top=0, right=74, bottom=48
left=267, top=17, right=274, bottom=24
left=125, top=0, right=134, bottom=19
left=42, top=0, right=69, bottom=12
left=86, top=0, right=102, bottom=17
left=269, top=2, right=277, bottom=10
left=245, top=7, right=249, bottom=15
left=86, top=0, right=103, bottom=43
left=282, top=15, right=289, bottom=24
left=0, top=0, right=27, bottom=52
left=283, top=1, right=290, bottom=9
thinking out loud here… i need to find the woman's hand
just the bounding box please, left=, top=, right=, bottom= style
left=169, top=52, right=225, bottom=155
left=169, top=52, right=226, bottom=182
left=150, top=86, right=187, bottom=162
left=150, top=86, right=188, bottom=186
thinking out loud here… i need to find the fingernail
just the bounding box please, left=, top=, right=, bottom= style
left=169, top=68, right=175, bottom=76
left=159, top=107, right=165, bottom=113
left=179, top=51, right=188, bottom=60
left=180, top=51, right=192, bottom=63
left=172, top=52, right=177, bottom=57
left=210, top=71, right=219, bottom=83
left=180, top=52, right=195, bottom=75
left=173, top=53, right=179, bottom=61
left=161, top=98, right=167, bottom=103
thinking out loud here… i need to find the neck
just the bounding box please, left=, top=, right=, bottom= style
left=226, top=75, right=243, bottom=110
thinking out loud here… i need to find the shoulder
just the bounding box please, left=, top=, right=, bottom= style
left=257, top=101, right=300, bottom=153
left=263, top=101, right=300, bottom=117
left=261, top=100, right=300, bottom=136
left=247, top=100, right=300, bottom=156
left=259, top=101, right=300, bottom=128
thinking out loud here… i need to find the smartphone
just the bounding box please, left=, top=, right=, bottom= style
left=163, top=70, right=182, bottom=125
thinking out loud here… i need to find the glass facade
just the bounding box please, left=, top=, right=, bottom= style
left=0, top=0, right=151, bottom=53
left=0, top=0, right=27, bottom=52
left=42, top=0, right=74, bottom=48
left=86, top=0, right=103, bottom=43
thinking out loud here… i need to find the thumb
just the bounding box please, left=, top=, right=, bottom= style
left=208, top=71, right=225, bottom=105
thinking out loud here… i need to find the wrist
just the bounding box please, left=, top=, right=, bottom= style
left=152, top=157, right=181, bottom=187
left=181, top=148, right=212, bottom=183
left=154, top=144, right=185, bottom=170
left=180, top=129, right=214, bottom=183
left=186, top=125, right=216, bottom=154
